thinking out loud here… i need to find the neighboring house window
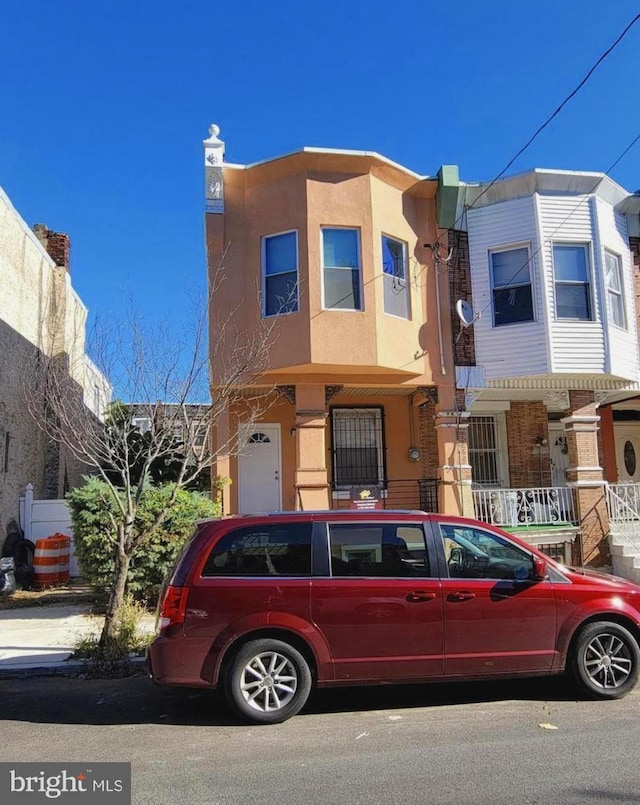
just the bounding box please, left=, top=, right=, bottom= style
left=322, top=228, right=362, bottom=310
left=193, top=422, right=207, bottom=448
left=552, top=243, right=592, bottom=320
left=262, top=231, right=298, bottom=316
left=330, top=407, right=385, bottom=487
left=132, top=417, right=151, bottom=434
left=382, top=235, right=410, bottom=319
left=605, top=250, right=626, bottom=329
left=490, top=246, right=533, bottom=326
left=468, top=416, right=501, bottom=486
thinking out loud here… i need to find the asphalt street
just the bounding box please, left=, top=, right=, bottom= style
left=1, top=674, right=639, bottom=805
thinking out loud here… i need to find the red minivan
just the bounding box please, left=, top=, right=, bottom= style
left=148, top=511, right=640, bottom=724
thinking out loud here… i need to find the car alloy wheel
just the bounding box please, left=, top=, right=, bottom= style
left=225, top=638, right=312, bottom=724
left=571, top=621, right=640, bottom=699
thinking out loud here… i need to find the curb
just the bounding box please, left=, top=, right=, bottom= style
left=0, top=656, right=147, bottom=680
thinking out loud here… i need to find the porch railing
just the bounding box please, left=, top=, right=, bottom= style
left=473, top=487, right=577, bottom=528
left=606, top=483, right=640, bottom=523
left=333, top=478, right=439, bottom=512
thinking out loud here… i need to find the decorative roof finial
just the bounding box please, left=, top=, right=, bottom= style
left=205, top=123, right=222, bottom=144
left=203, top=123, right=225, bottom=213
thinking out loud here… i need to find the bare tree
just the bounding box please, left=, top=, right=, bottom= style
left=24, top=255, right=281, bottom=656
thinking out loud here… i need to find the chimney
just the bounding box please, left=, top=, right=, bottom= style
left=33, top=224, right=71, bottom=271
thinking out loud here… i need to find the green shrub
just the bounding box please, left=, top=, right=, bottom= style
left=67, top=477, right=220, bottom=601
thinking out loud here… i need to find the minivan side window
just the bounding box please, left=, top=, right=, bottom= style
left=201, top=523, right=312, bottom=577
left=328, top=523, right=431, bottom=577
left=439, top=523, right=534, bottom=581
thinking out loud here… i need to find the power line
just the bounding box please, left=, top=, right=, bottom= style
left=436, top=11, right=640, bottom=249
left=466, top=12, right=640, bottom=214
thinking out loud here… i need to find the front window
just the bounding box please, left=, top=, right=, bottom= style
left=468, top=416, right=501, bottom=486
left=262, top=231, right=298, bottom=316
left=382, top=235, right=410, bottom=319
left=439, top=523, right=535, bottom=581
left=322, top=228, right=362, bottom=310
left=330, top=407, right=385, bottom=487
left=605, top=250, right=626, bottom=329
left=490, top=246, right=533, bottom=326
left=553, top=243, right=592, bottom=320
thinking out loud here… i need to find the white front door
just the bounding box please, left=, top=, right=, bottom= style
left=614, top=424, right=640, bottom=482
left=238, top=424, right=282, bottom=513
left=548, top=425, right=569, bottom=488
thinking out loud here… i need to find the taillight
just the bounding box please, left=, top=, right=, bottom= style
left=156, top=585, right=189, bottom=633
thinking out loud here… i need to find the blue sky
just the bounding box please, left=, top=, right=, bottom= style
left=1, top=0, right=639, bottom=328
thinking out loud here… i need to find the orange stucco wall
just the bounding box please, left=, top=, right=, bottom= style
left=208, top=151, right=443, bottom=389
left=207, top=150, right=464, bottom=515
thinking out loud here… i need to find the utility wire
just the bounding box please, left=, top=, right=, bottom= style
left=436, top=11, right=640, bottom=250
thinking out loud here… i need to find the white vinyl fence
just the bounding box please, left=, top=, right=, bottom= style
left=19, top=483, right=80, bottom=576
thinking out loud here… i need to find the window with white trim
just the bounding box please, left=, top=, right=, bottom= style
left=322, top=228, right=362, bottom=310
left=490, top=246, right=534, bottom=326
left=262, top=231, right=298, bottom=316
left=382, top=235, right=410, bottom=318
left=604, top=250, right=626, bottom=329
left=552, top=243, right=592, bottom=321
left=330, top=407, right=385, bottom=487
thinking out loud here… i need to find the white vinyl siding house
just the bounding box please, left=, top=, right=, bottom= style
left=467, top=196, right=548, bottom=381
left=467, top=186, right=639, bottom=384
left=592, top=198, right=638, bottom=381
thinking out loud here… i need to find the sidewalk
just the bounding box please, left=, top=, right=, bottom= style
left=0, top=597, right=155, bottom=677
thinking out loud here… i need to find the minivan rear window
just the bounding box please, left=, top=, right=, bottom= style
left=201, top=522, right=312, bottom=577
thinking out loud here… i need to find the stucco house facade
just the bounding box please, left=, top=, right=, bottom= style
left=205, top=126, right=468, bottom=520
left=0, top=185, right=110, bottom=548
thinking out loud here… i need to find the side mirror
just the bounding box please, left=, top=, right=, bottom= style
left=532, top=556, right=548, bottom=581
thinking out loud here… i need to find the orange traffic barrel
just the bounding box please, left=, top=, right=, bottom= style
left=33, top=534, right=71, bottom=588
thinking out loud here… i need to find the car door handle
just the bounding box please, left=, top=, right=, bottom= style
left=406, top=591, right=437, bottom=602
left=447, top=591, right=476, bottom=602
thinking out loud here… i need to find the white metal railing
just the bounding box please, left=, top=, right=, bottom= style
left=473, top=487, right=577, bottom=528
left=606, top=483, right=640, bottom=523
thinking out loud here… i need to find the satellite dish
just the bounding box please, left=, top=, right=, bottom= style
left=456, top=299, right=475, bottom=327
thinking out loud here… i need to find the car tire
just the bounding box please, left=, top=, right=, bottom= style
left=570, top=621, right=640, bottom=699
left=224, top=638, right=312, bottom=724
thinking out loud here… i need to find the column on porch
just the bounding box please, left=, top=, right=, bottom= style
left=434, top=388, right=474, bottom=518
left=294, top=384, right=330, bottom=511
left=562, top=391, right=610, bottom=567
left=211, top=402, right=231, bottom=515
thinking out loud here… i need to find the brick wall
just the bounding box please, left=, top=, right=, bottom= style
left=33, top=224, right=71, bottom=270
left=419, top=400, right=439, bottom=478
left=448, top=230, right=476, bottom=366
left=505, top=402, right=551, bottom=488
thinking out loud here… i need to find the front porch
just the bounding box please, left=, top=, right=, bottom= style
left=472, top=486, right=579, bottom=563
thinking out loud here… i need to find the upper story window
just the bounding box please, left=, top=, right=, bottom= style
left=490, top=246, right=533, bottom=326
left=131, top=416, right=152, bottom=434
left=382, top=235, right=410, bottom=319
left=552, top=243, right=592, bottom=321
left=605, top=250, right=626, bottom=330
left=262, top=231, right=298, bottom=317
left=330, top=407, right=385, bottom=488
left=322, top=228, right=362, bottom=310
